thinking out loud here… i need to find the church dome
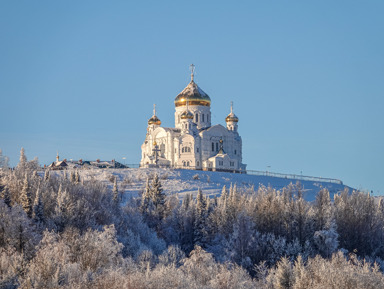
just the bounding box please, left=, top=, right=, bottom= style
left=175, top=70, right=211, bottom=107
left=148, top=115, right=161, bottom=125
left=148, top=104, right=161, bottom=125
left=225, top=102, right=239, bottom=122
left=180, top=110, right=194, bottom=120
left=225, top=112, right=238, bottom=123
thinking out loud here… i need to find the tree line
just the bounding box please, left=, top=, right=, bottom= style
left=0, top=148, right=383, bottom=288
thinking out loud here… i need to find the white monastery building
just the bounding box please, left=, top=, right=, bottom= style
left=140, top=65, right=246, bottom=172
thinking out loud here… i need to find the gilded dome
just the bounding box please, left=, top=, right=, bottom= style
left=225, top=102, right=238, bottom=122
left=175, top=80, right=211, bottom=107
left=225, top=112, right=239, bottom=123
left=148, top=115, right=161, bottom=125
left=180, top=110, right=194, bottom=120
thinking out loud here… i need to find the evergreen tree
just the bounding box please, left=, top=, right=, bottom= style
left=140, top=177, right=152, bottom=215
left=194, top=188, right=208, bottom=246
left=182, top=193, right=193, bottom=211
left=1, top=185, right=11, bottom=207
left=19, top=147, right=27, bottom=167
left=33, top=189, right=44, bottom=223
left=220, top=185, right=228, bottom=205
left=0, top=149, right=9, bottom=169
left=150, top=174, right=166, bottom=219
left=20, top=174, right=32, bottom=218
left=273, top=257, right=295, bottom=289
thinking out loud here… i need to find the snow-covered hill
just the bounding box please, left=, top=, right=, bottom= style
left=64, top=168, right=352, bottom=202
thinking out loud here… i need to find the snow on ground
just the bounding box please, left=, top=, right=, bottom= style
left=54, top=168, right=352, bottom=202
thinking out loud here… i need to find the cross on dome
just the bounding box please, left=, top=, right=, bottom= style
left=190, top=64, right=195, bottom=81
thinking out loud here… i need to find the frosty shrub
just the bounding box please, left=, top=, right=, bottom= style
left=108, top=174, right=115, bottom=183
left=160, top=173, right=169, bottom=180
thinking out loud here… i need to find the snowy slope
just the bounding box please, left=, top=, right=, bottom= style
left=63, top=168, right=352, bottom=202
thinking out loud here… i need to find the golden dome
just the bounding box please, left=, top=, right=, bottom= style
left=180, top=110, right=194, bottom=120
left=225, top=113, right=239, bottom=123
left=148, top=104, right=161, bottom=125
left=226, top=101, right=239, bottom=122
left=175, top=80, right=211, bottom=107
left=148, top=115, right=161, bottom=125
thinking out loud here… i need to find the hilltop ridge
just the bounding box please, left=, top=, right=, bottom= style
left=63, top=168, right=352, bottom=202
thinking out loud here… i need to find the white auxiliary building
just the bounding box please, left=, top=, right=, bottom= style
left=140, top=66, right=246, bottom=172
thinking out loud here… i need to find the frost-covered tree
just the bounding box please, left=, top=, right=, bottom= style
left=33, top=189, right=44, bottom=223
left=178, top=193, right=195, bottom=252
left=314, top=188, right=333, bottom=231
left=0, top=149, right=9, bottom=169
left=70, top=171, right=76, bottom=183
left=194, top=189, right=207, bottom=247
left=26, top=156, right=40, bottom=171
left=291, top=183, right=312, bottom=246
left=182, top=245, right=218, bottom=286
left=44, top=169, right=50, bottom=181
left=314, top=222, right=339, bottom=258
left=140, top=177, right=152, bottom=216
left=226, top=211, right=255, bottom=269
left=150, top=174, right=165, bottom=214
left=0, top=201, right=39, bottom=258
left=1, top=185, right=11, bottom=207
left=75, top=170, right=80, bottom=184
left=20, top=174, right=32, bottom=218
left=112, top=176, right=119, bottom=203
left=271, top=257, right=295, bottom=289
left=19, top=147, right=27, bottom=169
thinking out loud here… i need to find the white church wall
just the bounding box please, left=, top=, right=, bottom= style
left=175, top=105, right=211, bottom=130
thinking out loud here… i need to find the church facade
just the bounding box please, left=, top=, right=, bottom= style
left=140, top=67, right=246, bottom=172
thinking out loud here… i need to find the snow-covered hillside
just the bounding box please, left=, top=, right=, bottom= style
left=61, top=168, right=352, bottom=202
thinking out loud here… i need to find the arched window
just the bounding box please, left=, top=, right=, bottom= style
left=187, top=161, right=190, bottom=167
left=202, top=114, right=205, bottom=122
left=212, top=142, right=214, bottom=151
left=195, top=113, right=198, bottom=122
left=197, top=161, right=200, bottom=167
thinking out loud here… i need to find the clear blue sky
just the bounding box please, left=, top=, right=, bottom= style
left=0, top=1, right=383, bottom=194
